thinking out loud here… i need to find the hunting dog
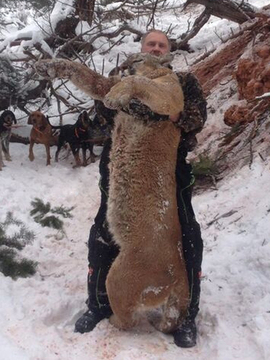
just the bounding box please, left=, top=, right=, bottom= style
left=0, top=110, right=17, bottom=170
left=50, top=110, right=96, bottom=167
left=28, top=111, right=58, bottom=166
left=35, top=53, right=189, bottom=333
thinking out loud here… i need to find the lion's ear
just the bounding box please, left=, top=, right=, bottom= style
left=159, top=53, right=174, bottom=66
left=27, top=115, right=33, bottom=125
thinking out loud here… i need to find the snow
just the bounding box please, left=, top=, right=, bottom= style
left=1, top=1, right=270, bottom=359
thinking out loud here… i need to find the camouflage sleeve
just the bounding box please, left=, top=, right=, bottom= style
left=125, top=99, right=169, bottom=122
left=177, top=72, right=207, bottom=133
left=177, top=72, right=207, bottom=152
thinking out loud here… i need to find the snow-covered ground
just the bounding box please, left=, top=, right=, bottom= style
left=1, top=138, right=269, bottom=360
left=1, top=1, right=270, bottom=359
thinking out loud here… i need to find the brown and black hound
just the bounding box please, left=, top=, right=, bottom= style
left=52, top=110, right=96, bottom=167
left=0, top=110, right=17, bottom=170
left=28, top=111, right=58, bottom=166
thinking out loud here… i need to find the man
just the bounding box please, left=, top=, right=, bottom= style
left=75, top=29, right=207, bottom=348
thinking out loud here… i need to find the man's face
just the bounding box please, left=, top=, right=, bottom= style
left=141, top=32, right=170, bottom=56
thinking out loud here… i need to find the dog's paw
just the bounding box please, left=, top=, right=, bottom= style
left=35, top=59, right=74, bottom=80
left=29, top=154, right=34, bottom=162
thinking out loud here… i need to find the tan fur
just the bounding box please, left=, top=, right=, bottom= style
left=105, top=53, right=183, bottom=116
left=28, top=111, right=58, bottom=166
left=107, top=113, right=189, bottom=332
left=35, top=54, right=189, bottom=333
left=35, top=59, right=121, bottom=101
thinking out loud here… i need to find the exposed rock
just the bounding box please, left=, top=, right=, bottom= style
left=189, top=16, right=270, bottom=189
left=191, top=16, right=270, bottom=127
left=223, top=21, right=270, bottom=126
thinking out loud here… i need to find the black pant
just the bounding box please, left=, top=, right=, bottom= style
left=176, top=156, right=203, bottom=320
left=86, top=140, right=203, bottom=320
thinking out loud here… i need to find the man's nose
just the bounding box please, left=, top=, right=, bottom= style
left=151, top=45, right=162, bottom=55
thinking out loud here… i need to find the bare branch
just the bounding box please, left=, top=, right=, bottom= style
left=183, top=0, right=256, bottom=24
left=174, top=8, right=211, bottom=49
left=147, top=0, right=159, bottom=28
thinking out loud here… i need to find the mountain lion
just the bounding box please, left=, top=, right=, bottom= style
left=35, top=53, right=189, bottom=333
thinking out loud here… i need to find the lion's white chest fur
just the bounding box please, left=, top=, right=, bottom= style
left=107, top=112, right=181, bottom=250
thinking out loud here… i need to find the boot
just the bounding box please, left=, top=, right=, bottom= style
left=74, top=222, right=116, bottom=334
left=74, top=265, right=113, bottom=333
left=172, top=317, right=197, bottom=348
left=172, top=267, right=201, bottom=347
left=74, top=309, right=107, bottom=333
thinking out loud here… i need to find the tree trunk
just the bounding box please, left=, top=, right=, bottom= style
left=75, top=0, right=95, bottom=25
left=184, top=0, right=257, bottom=24
left=190, top=18, right=269, bottom=95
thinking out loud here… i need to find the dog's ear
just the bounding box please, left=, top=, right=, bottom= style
left=27, top=114, right=33, bottom=125
left=82, top=110, right=89, bottom=120
left=13, top=113, right=17, bottom=124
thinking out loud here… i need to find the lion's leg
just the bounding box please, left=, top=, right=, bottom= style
left=106, top=257, right=139, bottom=330
left=148, top=283, right=189, bottom=333
left=104, top=75, right=184, bottom=116
left=35, top=59, right=121, bottom=101
left=132, top=76, right=184, bottom=116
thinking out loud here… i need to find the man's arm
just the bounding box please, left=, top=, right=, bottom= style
left=177, top=72, right=207, bottom=134
left=177, top=72, right=207, bottom=152
left=124, top=99, right=169, bottom=122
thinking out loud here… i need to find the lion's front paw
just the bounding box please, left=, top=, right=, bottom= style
left=35, top=59, right=73, bottom=80
left=104, top=83, right=132, bottom=110
left=35, top=60, right=56, bottom=79
left=104, top=93, right=131, bottom=110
